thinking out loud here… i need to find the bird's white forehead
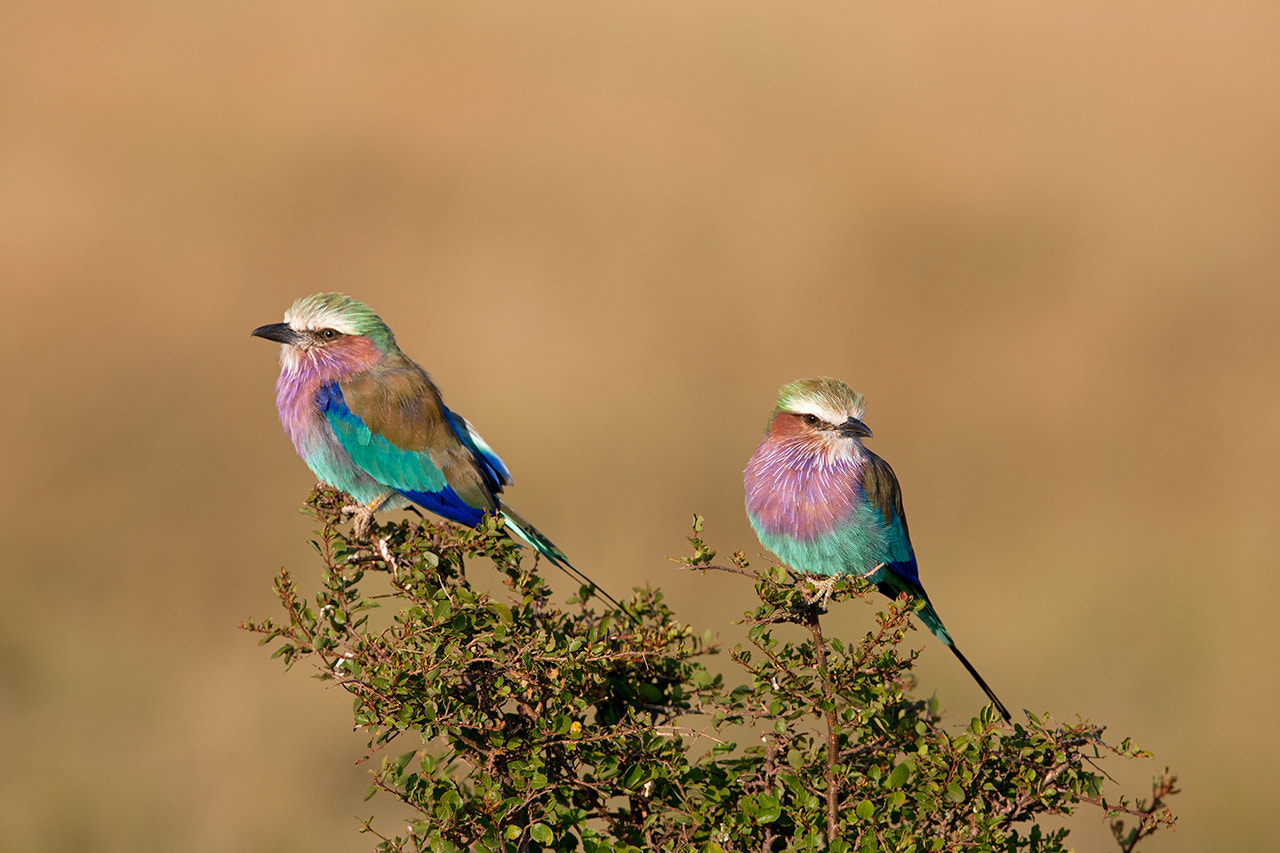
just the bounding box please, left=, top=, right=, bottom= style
left=785, top=397, right=862, bottom=424
left=284, top=301, right=362, bottom=335
left=775, top=378, right=867, bottom=425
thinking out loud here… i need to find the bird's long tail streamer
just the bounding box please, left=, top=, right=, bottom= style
left=947, top=643, right=1012, bottom=723
left=498, top=502, right=625, bottom=612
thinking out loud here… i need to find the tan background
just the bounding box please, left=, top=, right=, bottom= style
left=3, top=2, right=1277, bottom=850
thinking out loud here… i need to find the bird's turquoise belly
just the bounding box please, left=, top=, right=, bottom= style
left=751, top=512, right=889, bottom=581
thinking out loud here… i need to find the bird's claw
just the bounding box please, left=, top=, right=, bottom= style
left=341, top=503, right=377, bottom=540
left=801, top=575, right=840, bottom=611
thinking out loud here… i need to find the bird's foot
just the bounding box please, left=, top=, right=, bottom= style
left=341, top=491, right=396, bottom=540
left=801, top=575, right=841, bottom=611
left=341, top=503, right=378, bottom=540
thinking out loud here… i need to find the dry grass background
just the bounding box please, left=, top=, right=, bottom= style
left=3, top=2, right=1277, bottom=850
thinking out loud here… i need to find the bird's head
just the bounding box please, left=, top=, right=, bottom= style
left=252, top=293, right=397, bottom=376
left=765, top=377, right=873, bottom=456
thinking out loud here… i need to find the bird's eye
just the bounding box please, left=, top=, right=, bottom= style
left=803, top=414, right=820, bottom=426
left=319, top=328, right=340, bottom=340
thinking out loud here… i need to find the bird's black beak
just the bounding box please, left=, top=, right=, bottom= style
left=839, top=417, right=873, bottom=439
left=251, top=322, right=301, bottom=345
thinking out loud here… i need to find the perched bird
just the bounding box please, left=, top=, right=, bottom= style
left=744, top=377, right=1011, bottom=722
left=252, top=292, right=617, bottom=608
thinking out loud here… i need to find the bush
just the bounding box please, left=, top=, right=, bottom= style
left=243, top=487, right=1176, bottom=851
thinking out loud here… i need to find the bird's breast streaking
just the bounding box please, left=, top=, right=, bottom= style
left=745, top=432, right=904, bottom=580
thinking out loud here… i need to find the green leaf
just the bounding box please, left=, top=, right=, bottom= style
left=491, top=603, right=513, bottom=625
left=888, top=761, right=911, bottom=789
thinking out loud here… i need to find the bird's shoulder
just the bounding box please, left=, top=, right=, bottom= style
left=857, top=449, right=908, bottom=528
left=327, top=356, right=506, bottom=510
left=335, top=355, right=452, bottom=451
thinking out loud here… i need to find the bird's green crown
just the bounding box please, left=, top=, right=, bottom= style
left=284, top=292, right=397, bottom=351
left=773, top=377, right=866, bottom=425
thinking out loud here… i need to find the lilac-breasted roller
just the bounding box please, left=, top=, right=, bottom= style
left=744, top=377, right=1011, bottom=722
left=252, top=292, right=617, bottom=607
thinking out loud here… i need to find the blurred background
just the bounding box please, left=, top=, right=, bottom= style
left=3, top=2, right=1277, bottom=850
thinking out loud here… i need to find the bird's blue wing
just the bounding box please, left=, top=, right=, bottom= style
left=319, top=383, right=489, bottom=526
left=859, top=451, right=953, bottom=644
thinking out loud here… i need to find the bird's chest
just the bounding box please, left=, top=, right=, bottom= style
left=276, top=374, right=329, bottom=449
left=746, top=451, right=873, bottom=537
left=747, top=462, right=891, bottom=577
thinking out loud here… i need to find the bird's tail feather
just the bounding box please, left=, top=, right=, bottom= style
left=498, top=502, right=624, bottom=612
left=875, top=578, right=954, bottom=646
left=947, top=643, right=1012, bottom=723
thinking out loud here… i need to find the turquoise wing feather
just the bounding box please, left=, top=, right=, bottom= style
left=319, top=382, right=490, bottom=526
left=857, top=451, right=953, bottom=645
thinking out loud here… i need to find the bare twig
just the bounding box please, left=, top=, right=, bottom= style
left=672, top=561, right=756, bottom=578
left=1084, top=768, right=1178, bottom=853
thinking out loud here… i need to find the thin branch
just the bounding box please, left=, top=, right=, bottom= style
left=805, top=605, right=840, bottom=843
left=672, top=562, right=757, bottom=578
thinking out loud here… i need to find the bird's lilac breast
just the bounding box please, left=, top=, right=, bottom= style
left=744, top=439, right=860, bottom=541
left=745, top=438, right=896, bottom=578
left=274, top=337, right=381, bottom=455
left=276, top=367, right=329, bottom=457
left=273, top=352, right=390, bottom=504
